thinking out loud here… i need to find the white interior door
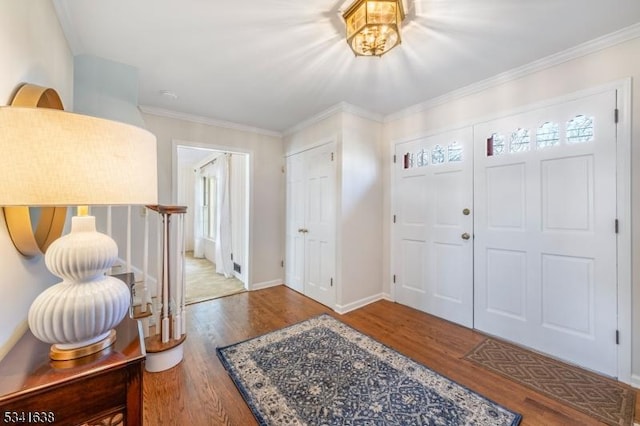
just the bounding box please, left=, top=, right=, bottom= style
left=393, top=127, right=473, bottom=327
left=285, top=154, right=305, bottom=293
left=285, top=143, right=336, bottom=308
left=473, top=89, right=618, bottom=376
left=303, top=143, right=336, bottom=307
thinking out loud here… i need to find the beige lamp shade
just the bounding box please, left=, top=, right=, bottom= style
left=0, top=106, right=158, bottom=206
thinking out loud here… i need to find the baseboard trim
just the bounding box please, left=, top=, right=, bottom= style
left=251, top=280, right=283, bottom=291
left=0, top=319, right=29, bottom=363
left=630, top=374, right=640, bottom=389
left=335, top=292, right=393, bottom=314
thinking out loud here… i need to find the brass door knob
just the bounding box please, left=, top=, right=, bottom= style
left=461, top=232, right=471, bottom=240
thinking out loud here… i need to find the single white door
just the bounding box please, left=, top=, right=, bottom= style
left=393, top=127, right=474, bottom=327
left=285, top=153, right=305, bottom=293
left=473, top=89, right=618, bottom=376
left=303, top=143, right=336, bottom=308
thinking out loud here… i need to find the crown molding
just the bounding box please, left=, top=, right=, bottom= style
left=283, top=102, right=383, bottom=136
left=139, top=105, right=282, bottom=138
left=342, top=102, right=384, bottom=123
left=385, top=22, right=640, bottom=123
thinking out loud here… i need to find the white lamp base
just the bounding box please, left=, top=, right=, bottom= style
left=28, top=215, right=130, bottom=361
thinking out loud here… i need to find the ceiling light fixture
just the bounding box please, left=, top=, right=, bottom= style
left=343, top=0, right=405, bottom=57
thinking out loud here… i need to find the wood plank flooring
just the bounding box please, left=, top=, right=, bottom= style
left=143, top=285, right=638, bottom=425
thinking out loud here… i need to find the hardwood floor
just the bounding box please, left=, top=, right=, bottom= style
left=143, top=285, right=637, bottom=425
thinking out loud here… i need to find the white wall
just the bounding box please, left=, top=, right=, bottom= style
left=381, top=36, right=640, bottom=380
left=0, top=0, right=73, bottom=359
left=178, top=163, right=197, bottom=251
left=142, top=112, right=284, bottom=288
left=284, top=113, right=342, bottom=155
left=340, top=113, right=383, bottom=307
left=230, top=153, right=247, bottom=282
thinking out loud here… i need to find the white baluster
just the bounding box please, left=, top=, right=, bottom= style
left=180, top=212, right=186, bottom=336
left=141, top=208, right=149, bottom=314
left=155, top=211, right=162, bottom=336
left=161, top=212, right=170, bottom=343
left=173, top=212, right=183, bottom=339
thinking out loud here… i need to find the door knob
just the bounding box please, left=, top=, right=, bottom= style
left=461, top=232, right=471, bottom=240
left=298, top=228, right=305, bottom=233
left=462, top=208, right=471, bottom=216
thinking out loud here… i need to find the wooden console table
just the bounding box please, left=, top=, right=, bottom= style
left=0, top=316, right=144, bottom=426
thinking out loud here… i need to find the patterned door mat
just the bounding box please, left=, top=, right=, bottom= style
left=464, top=338, right=635, bottom=426
left=218, top=315, right=521, bottom=425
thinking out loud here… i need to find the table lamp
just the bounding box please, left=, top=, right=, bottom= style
left=0, top=84, right=158, bottom=360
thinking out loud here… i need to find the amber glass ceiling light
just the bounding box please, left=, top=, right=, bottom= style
left=343, top=0, right=405, bottom=57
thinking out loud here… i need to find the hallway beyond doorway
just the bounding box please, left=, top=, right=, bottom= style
left=185, top=251, right=245, bottom=305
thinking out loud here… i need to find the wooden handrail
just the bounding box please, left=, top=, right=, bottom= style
left=146, top=205, right=187, bottom=215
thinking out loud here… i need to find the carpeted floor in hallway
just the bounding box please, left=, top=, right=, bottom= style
left=185, top=251, right=245, bottom=305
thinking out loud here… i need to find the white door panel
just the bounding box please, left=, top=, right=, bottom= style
left=395, top=141, right=428, bottom=312
left=292, top=176, right=307, bottom=290
left=474, top=89, right=617, bottom=376
left=393, top=127, right=473, bottom=327
left=285, top=154, right=305, bottom=293
left=304, top=143, right=336, bottom=307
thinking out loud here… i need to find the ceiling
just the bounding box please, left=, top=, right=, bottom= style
left=53, top=0, right=640, bottom=133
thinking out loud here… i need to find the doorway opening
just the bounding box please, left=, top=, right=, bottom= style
left=175, top=143, right=250, bottom=304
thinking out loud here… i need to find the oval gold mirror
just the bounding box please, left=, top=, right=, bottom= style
left=3, top=84, right=67, bottom=257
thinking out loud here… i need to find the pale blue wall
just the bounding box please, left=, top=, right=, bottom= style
left=74, top=54, right=145, bottom=127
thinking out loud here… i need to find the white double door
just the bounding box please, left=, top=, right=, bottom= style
left=393, top=88, right=619, bottom=376
left=285, top=142, right=336, bottom=308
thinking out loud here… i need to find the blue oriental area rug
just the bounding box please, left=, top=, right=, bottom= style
left=217, top=315, right=521, bottom=425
